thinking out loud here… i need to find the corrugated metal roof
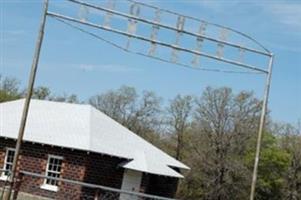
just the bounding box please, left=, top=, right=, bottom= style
left=0, top=99, right=189, bottom=178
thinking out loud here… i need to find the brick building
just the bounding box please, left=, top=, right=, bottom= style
left=0, top=99, right=189, bottom=199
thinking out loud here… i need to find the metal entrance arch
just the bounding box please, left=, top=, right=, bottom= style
left=4, top=1, right=274, bottom=200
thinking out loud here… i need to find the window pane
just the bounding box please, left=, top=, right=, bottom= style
left=46, top=178, right=52, bottom=185
left=7, top=150, right=15, bottom=163
left=46, top=172, right=60, bottom=186
left=53, top=164, right=58, bottom=172
left=3, top=149, right=15, bottom=176
left=48, top=163, right=54, bottom=171
left=45, top=156, right=62, bottom=186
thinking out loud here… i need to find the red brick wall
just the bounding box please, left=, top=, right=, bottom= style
left=0, top=137, right=179, bottom=199
left=0, top=138, right=126, bottom=200
left=81, top=152, right=125, bottom=198
left=18, top=142, right=88, bottom=199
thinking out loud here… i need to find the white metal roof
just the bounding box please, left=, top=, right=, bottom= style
left=0, top=99, right=189, bottom=178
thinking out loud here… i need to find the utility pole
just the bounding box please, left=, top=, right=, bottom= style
left=249, top=55, right=274, bottom=200
left=4, top=0, right=49, bottom=199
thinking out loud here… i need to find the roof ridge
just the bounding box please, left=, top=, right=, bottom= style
left=1, top=98, right=91, bottom=107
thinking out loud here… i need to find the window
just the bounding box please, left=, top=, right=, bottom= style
left=41, top=155, right=63, bottom=192
left=1, top=148, right=15, bottom=179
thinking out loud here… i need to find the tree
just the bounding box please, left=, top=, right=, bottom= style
left=89, top=86, right=162, bottom=141
left=245, top=132, right=291, bottom=200
left=0, top=75, right=22, bottom=102
left=32, top=86, right=79, bottom=103
left=89, top=86, right=138, bottom=123
left=167, top=95, right=193, bottom=161
left=276, top=123, right=301, bottom=200
left=180, top=87, right=262, bottom=200
left=51, top=93, right=79, bottom=103
left=32, top=86, right=51, bottom=100
left=126, top=90, right=162, bottom=139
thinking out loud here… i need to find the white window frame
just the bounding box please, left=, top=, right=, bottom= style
left=0, top=148, right=15, bottom=181
left=41, top=154, right=63, bottom=192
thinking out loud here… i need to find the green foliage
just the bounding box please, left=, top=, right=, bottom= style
left=0, top=75, right=22, bottom=102
left=0, top=74, right=79, bottom=103
left=32, top=86, right=51, bottom=100
left=245, top=133, right=291, bottom=200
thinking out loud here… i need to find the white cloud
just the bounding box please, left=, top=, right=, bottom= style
left=79, top=64, right=142, bottom=73
left=0, top=30, right=28, bottom=44
left=79, top=64, right=95, bottom=71
left=261, top=2, right=301, bottom=31
left=258, top=2, right=301, bottom=52
left=263, top=39, right=301, bottom=53
left=197, top=0, right=301, bottom=31
left=1, top=30, right=26, bottom=35
left=198, top=0, right=240, bottom=12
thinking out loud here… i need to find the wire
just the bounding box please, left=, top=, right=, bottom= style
left=53, top=17, right=263, bottom=75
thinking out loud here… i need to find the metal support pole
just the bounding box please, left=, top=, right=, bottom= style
left=249, top=55, right=274, bottom=200
left=4, top=0, right=49, bottom=199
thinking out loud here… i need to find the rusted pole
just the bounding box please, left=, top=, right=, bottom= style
left=4, top=0, right=49, bottom=199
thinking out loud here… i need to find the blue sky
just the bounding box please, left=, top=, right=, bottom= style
left=1, top=0, right=300, bottom=124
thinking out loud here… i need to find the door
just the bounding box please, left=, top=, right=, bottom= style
left=120, top=169, right=142, bottom=200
